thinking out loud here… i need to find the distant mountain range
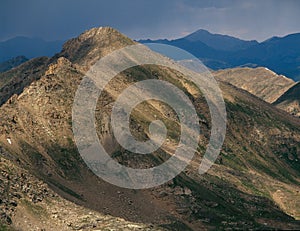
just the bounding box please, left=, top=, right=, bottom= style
left=1, top=30, right=300, bottom=81
left=140, top=29, right=300, bottom=81
left=0, top=36, right=64, bottom=62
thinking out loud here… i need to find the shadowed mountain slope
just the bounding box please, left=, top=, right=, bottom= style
left=0, top=57, right=49, bottom=106
left=0, top=56, right=28, bottom=73
left=274, top=82, right=300, bottom=117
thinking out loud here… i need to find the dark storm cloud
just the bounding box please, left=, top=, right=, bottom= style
left=1, top=0, right=300, bottom=42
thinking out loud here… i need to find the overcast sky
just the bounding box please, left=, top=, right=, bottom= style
left=1, top=0, right=300, bottom=42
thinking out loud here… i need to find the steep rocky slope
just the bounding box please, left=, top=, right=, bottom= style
left=274, top=82, right=300, bottom=117
left=214, top=67, right=296, bottom=103
left=0, top=27, right=300, bottom=230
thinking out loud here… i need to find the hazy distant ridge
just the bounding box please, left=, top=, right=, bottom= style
left=140, top=29, right=300, bottom=81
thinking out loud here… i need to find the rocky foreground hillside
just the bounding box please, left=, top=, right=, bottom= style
left=0, top=148, right=163, bottom=231
left=0, top=27, right=300, bottom=230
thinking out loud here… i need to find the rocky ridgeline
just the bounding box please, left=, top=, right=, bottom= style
left=0, top=57, right=49, bottom=106
left=214, top=67, right=295, bottom=103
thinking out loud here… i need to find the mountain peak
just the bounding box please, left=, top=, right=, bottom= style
left=190, top=28, right=211, bottom=35
left=59, top=27, right=135, bottom=66
left=77, top=27, right=120, bottom=41
left=182, top=29, right=258, bottom=51
left=183, top=29, right=214, bottom=42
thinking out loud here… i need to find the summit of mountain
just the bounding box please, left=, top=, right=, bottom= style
left=0, top=27, right=300, bottom=230
left=57, top=27, right=135, bottom=67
